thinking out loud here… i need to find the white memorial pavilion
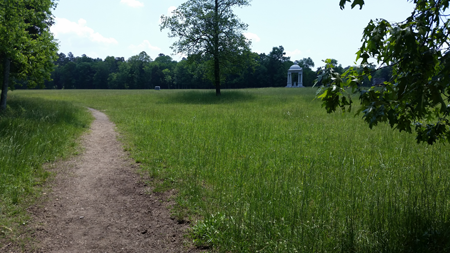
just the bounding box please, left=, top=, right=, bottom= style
left=286, top=64, right=304, bottom=88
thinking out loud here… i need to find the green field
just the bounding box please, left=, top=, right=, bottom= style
left=0, top=95, right=92, bottom=245
left=4, top=88, right=450, bottom=252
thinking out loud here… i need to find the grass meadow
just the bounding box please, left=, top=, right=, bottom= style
left=0, top=95, right=92, bottom=245
left=6, top=88, right=450, bottom=252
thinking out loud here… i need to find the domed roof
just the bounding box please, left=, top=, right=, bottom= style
left=289, top=64, right=302, bottom=71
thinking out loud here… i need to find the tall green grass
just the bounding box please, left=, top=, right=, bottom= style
left=0, top=94, right=91, bottom=243
left=15, top=88, right=450, bottom=252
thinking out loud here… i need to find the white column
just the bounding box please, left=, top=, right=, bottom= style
left=287, top=72, right=292, bottom=87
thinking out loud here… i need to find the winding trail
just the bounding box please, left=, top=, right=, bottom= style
left=29, top=108, right=197, bottom=252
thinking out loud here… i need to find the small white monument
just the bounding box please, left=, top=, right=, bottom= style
left=286, top=64, right=304, bottom=88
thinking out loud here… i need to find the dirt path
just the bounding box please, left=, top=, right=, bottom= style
left=27, top=108, right=198, bottom=252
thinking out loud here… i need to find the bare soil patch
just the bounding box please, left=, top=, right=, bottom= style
left=13, top=108, right=200, bottom=252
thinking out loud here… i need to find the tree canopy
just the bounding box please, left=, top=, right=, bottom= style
left=316, top=0, right=450, bottom=144
left=44, top=47, right=327, bottom=90
left=160, top=0, right=251, bottom=95
left=0, top=0, right=58, bottom=109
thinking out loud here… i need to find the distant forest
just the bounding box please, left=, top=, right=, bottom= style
left=32, top=46, right=392, bottom=90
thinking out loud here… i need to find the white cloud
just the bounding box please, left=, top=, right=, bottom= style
left=51, top=18, right=118, bottom=45
left=120, top=0, right=144, bottom=8
left=243, top=32, right=260, bottom=43
left=285, top=49, right=302, bottom=58
left=129, top=40, right=161, bottom=55
left=160, top=6, right=177, bottom=25
left=175, top=52, right=187, bottom=60
left=167, top=6, right=177, bottom=16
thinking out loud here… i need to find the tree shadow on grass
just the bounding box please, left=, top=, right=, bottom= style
left=0, top=95, right=90, bottom=129
left=341, top=210, right=450, bottom=253
left=162, top=90, right=256, bottom=105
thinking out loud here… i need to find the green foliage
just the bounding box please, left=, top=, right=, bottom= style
left=0, top=94, right=91, bottom=243
left=160, top=0, right=251, bottom=94
left=296, top=57, right=317, bottom=87
left=339, top=0, right=364, bottom=9
left=19, top=89, right=450, bottom=252
left=265, top=46, right=291, bottom=86
left=46, top=46, right=313, bottom=89
left=0, top=0, right=58, bottom=88
left=191, top=212, right=228, bottom=248
left=316, top=0, right=450, bottom=144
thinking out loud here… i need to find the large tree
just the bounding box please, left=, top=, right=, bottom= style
left=160, top=0, right=251, bottom=95
left=267, top=46, right=291, bottom=87
left=0, top=0, right=58, bottom=109
left=316, top=0, right=450, bottom=144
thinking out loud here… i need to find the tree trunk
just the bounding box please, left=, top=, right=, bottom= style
left=0, top=57, right=11, bottom=110
left=214, top=0, right=221, bottom=96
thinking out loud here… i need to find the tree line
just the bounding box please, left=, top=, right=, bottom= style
left=39, top=46, right=391, bottom=90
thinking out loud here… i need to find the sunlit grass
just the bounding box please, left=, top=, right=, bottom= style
left=0, top=95, right=91, bottom=245
left=15, top=88, right=450, bottom=252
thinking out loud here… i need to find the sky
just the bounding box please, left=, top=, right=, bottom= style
left=50, top=0, right=415, bottom=69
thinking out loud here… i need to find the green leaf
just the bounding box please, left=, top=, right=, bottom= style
left=351, top=0, right=365, bottom=9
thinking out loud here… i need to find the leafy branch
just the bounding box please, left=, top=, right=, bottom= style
left=316, top=0, right=450, bottom=144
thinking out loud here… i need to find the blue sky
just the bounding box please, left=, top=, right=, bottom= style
left=51, top=0, right=414, bottom=68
